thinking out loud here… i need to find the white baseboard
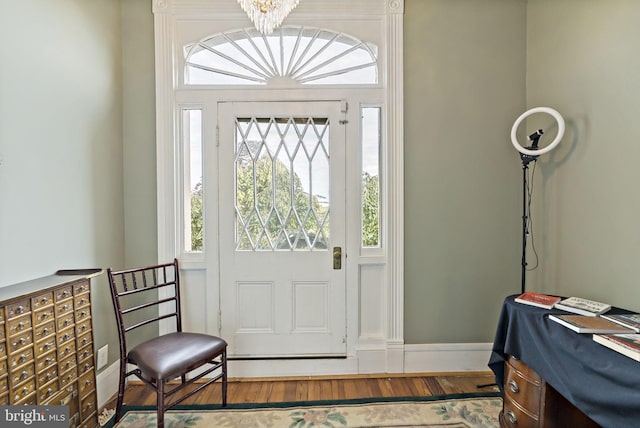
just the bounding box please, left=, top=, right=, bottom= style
left=96, top=361, right=120, bottom=409
left=95, top=343, right=494, bottom=403
left=404, top=342, right=493, bottom=373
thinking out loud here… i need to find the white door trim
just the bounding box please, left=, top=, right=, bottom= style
left=153, top=0, right=405, bottom=375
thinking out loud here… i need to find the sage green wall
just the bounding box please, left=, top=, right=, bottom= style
left=526, top=0, right=640, bottom=311
left=0, top=0, right=124, bottom=364
left=404, top=0, right=526, bottom=343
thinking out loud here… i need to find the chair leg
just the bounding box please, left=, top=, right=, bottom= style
left=222, top=350, right=227, bottom=407
left=114, top=359, right=127, bottom=422
left=157, top=380, right=165, bottom=428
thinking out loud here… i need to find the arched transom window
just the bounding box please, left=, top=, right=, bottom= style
left=184, top=26, right=378, bottom=86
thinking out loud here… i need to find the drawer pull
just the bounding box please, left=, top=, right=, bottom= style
left=508, top=380, right=520, bottom=393
left=16, top=305, right=24, bottom=314
left=17, top=322, right=24, bottom=330
left=506, top=410, right=517, bottom=424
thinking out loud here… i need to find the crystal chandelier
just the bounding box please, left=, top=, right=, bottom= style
left=237, top=0, right=300, bottom=34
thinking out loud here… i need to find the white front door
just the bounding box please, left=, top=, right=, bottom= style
left=218, top=101, right=347, bottom=358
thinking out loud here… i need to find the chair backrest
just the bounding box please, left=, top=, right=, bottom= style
left=107, top=259, right=182, bottom=355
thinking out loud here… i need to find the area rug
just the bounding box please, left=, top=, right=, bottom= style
left=109, top=393, right=502, bottom=428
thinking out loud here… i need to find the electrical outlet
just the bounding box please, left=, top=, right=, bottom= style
left=97, top=345, right=108, bottom=370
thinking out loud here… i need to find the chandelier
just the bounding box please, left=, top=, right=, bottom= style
left=237, top=0, right=300, bottom=34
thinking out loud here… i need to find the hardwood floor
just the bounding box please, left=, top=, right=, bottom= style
left=103, top=372, right=499, bottom=411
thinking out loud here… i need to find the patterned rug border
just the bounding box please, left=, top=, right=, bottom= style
left=121, top=391, right=502, bottom=412
left=103, top=391, right=502, bottom=427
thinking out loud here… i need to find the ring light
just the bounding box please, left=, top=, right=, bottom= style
left=511, top=107, right=565, bottom=157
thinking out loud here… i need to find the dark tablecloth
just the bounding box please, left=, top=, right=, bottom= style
left=488, top=295, right=640, bottom=428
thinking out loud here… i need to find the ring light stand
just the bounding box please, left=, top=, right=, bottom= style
left=511, top=107, right=565, bottom=294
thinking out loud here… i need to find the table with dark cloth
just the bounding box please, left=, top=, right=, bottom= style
left=488, top=295, right=640, bottom=428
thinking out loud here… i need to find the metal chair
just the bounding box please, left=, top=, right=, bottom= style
left=107, top=259, right=227, bottom=427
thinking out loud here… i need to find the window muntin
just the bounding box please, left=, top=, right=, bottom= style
left=361, top=107, right=381, bottom=248
left=182, top=109, right=204, bottom=252
left=185, top=26, right=378, bottom=86
left=234, top=115, right=330, bottom=251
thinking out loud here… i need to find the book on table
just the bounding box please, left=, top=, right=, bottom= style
left=515, top=291, right=561, bottom=309
left=548, top=314, right=635, bottom=334
left=554, top=296, right=611, bottom=316
left=600, top=313, right=640, bottom=333
left=593, top=334, right=640, bottom=362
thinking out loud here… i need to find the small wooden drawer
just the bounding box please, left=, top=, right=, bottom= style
left=77, top=330, right=93, bottom=349
left=80, top=390, right=96, bottom=419
left=501, top=399, right=540, bottom=428
left=77, top=345, right=93, bottom=367
left=0, top=322, right=5, bottom=339
left=55, top=286, right=73, bottom=302
left=37, top=363, right=58, bottom=386
left=34, top=306, right=55, bottom=324
left=78, top=370, right=95, bottom=397
left=9, top=346, right=34, bottom=369
left=57, top=312, right=75, bottom=331
left=505, top=359, right=542, bottom=415
left=59, top=354, right=77, bottom=374
left=11, top=379, right=36, bottom=404
left=35, top=335, right=57, bottom=356
left=56, top=301, right=74, bottom=317
left=38, top=378, right=60, bottom=404
left=0, top=342, right=6, bottom=359
left=5, top=299, right=30, bottom=319
left=76, top=318, right=92, bottom=335
left=36, top=351, right=57, bottom=372
left=7, top=313, right=32, bottom=336
left=33, top=320, right=56, bottom=342
left=78, top=357, right=94, bottom=376
left=0, top=375, right=8, bottom=395
left=0, top=391, right=8, bottom=405
left=8, top=331, right=34, bottom=355
left=79, top=413, right=98, bottom=428
left=74, top=281, right=91, bottom=295
left=31, top=291, right=54, bottom=311
left=75, top=307, right=91, bottom=323
left=11, top=362, right=35, bottom=386
left=0, top=358, right=7, bottom=376
left=74, top=294, right=91, bottom=309
left=57, top=328, right=75, bottom=347
left=58, top=341, right=76, bottom=361
left=59, top=367, right=78, bottom=388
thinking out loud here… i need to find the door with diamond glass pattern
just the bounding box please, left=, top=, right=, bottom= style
left=218, top=101, right=347, bottom=357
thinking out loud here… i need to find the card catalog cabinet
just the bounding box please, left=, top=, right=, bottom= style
left=0, top=272, right=101, bottom=428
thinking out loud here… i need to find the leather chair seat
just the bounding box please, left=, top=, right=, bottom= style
left=128, top=332, right=228, bottom=380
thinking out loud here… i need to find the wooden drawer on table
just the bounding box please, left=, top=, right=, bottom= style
left=0, top=391, right=8, bottom=405
left=0, top=357, right=8, bottom=377
left=76, top=318, right=92, bottom=336
left=504, top=359, right=542, bottom=415
left=34, top=305, right=55, bottom=325
left=59, top=341, right=76, bottom=361
left=507, top=356, right=542, bottom=382
left=56, top=301, right=74, bottom=318
left=73, top=281, right=91, bottom=296
left=501, top=399, right=540, bottom=428
left=77, top=330, right=93, bottom=350
left=37, top=363, right=59, bottom=387
left=0, top=342, right=6, bottom=360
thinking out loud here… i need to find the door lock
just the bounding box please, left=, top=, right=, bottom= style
left=333, top=247, right=342, bottom=270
